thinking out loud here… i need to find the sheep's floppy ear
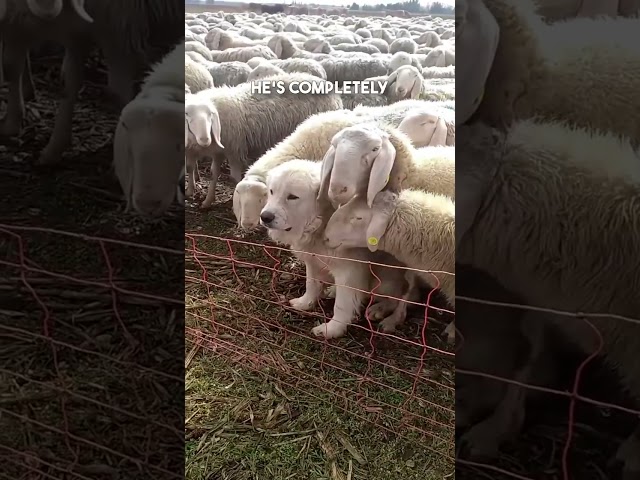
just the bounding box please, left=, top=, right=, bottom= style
left=409, top=76, right=422, bottom=99
left=232, top=187, right=242, bottom=226
left=212, top=31, right=222, bottom=50
left=210, top=108, right=224, bottom=149
left=318, top=145, right=336, bottom=201
left=367, top=134, right=396, bottom=207
left=365, top=191, right=397, bottom=252
left=430, top=117, right=447, bottom=146
left=313, top=43, right=324, bottom=53
left=70, top=0, right=93, bottom=23
left=386, top=70, right=398, bottom=90
left=275, top=39, right=283, bottom=58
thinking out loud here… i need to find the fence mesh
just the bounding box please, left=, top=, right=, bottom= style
left=0, top=224, right=184, bottom=479
left=185, top=231, right=456, bottom=477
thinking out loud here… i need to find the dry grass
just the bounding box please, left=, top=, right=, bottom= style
left=184, top=172, right=456, bottom=480
left=0, top=50, right=183, bottom=478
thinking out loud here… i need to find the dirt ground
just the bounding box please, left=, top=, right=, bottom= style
left=0, top=51, right=184, bottom=478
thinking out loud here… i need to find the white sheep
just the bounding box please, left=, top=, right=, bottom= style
left=322, top=188, right=455, bottom=335
left=389, top=37, right=418, bottom=54
left=319, top=57, right=388, bottom=82
left=247, top=62, right=285, bottom=81
left=185, top=73, right=344, bottom=209
left=185, top=56, right=214, bottom=93
left=209, top=45, right=277, bottom=63
left=455, top=120, right=640, bottom=475
left=398, top=107, right=455, bottom=147
left=470, top=0, right=640, bottom=141
left=260, top=159, right=414, bottom=339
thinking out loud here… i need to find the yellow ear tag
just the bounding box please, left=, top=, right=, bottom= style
left=367, top=236, right=378, bottom=246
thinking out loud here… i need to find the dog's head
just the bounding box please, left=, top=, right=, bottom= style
left=260, top=160, right=324, bottom=245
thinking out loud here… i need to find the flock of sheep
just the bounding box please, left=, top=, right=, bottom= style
left=456, top=0, right=640, bottom=477
left=183, top=9, right=458, bottom=343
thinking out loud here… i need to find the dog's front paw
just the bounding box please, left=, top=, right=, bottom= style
left=289, top=296, right=316, bottom=311
left=311, top=320, right=347, bottom=339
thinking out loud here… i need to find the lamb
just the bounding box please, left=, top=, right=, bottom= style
left=209, top=45, right=277, bottom=63
left=207, top=61, right=252, bottom=86
left=1, top=0, right=182, bottom=165
left=260, top=159, right=415, bottom=340
left=398, top=107, right=455, bottom=146
left=247, top=62, right=285, bottom=81
left=470, top=0, right=640, bottom=142
left=389, top=37, right=418, bottom=54
left=185, top=56, right=214, bottom=93
left=185, top=73, right=343, bottom=209
left=319, top=57, right=388, bottom=82
left=455, top=120, right=640, bottom=477
left=322, top=188, right=455, bottom=336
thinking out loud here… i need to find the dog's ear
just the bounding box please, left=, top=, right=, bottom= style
left=366, top=191, right=397, bottom=252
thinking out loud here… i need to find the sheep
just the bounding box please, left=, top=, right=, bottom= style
left=206, top=61, right=252, bottom=86
left=185, top=57, right=214, bottom=93
left=185, top=40, right=214, bottom=61
left=322, top=188, right=455, bottom=337
left=389, top=37, right=418, bottom=54
left=319, top=123, right=455, bottom=211
left=398, top=108, right=455, bottom=147
left=470, top=0, right=640, bottom=142
left=328, top=34, right=359, bottom=45
left=388, top=51, right=422, bottom=74
left=205, top=27, right=260, bottom=50
left=365, top=38, right=389, bottom=54
left=422, top=65, right=455, bottom=79
left=209, top=45, right=277, bottom=63
left=247, top=62, right=285, bottom=81
left=455, top=120, right=640, bottom=475
left=333, top=43, right=381, bottom=54
left=185, top=50, right=211, bottom=64
left=2, top=0, right=182, bottom=165
left=272, top=58, right=327, bottom=79
left=260, top=159, right=414, bottom=339
left=341, top=65, right=425, bottom=108
left=424, top=45, right=455, bottom=67
left=113, top=41, right=185, bottom=216
left=303, top=36, right=333, bottom=54
left=416, top=31, right=442, bottom=47
left=319, top=57, right=388, bottom=82
left=185, top=73, right=344, bottom=209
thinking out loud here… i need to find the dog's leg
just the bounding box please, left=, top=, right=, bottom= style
left=312, top=263, right=369, bottom=339
left=290, top=259, right=326, bottom=311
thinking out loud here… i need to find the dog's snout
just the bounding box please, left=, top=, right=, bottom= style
left=260, top=211, right=275, bottom=224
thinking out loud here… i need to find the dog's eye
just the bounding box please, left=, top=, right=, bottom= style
left=287, top=194, right=299, bottom=200
left=270, top=189, right=273, bottom=194
left=372, top=147, right=379, bottom=152
left=355, top=217, right=363, bottom=221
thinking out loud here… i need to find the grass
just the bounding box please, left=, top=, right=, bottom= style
left=184, top=175, right=456, bottom=479
left=0, top=50, right=183, bottom=478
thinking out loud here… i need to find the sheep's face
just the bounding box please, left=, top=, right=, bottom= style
left=320, top=125, right=396, bottom=208
left=398, top=111, right=448, bottom=147
left=391, top=66, right=422, bottom=100
left=233, top=178, right=268, bottom=230
left=323, top=196, right=372, bottom=250
left=185, top=98, right=224, bottom=150
left=121, top=100, right=185, bottom=217
left=260, top=161, right=322, bottom=244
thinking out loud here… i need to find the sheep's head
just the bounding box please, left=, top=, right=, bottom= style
left=319, top=124, right=396, bottom=209
left=185, top=95, right=224, bottom=149
left=260, top=160, right=323, bottom=244
left=233, top=176, right=269, bottom=230
left=398, top=110, right=448, bottom=147
left=119, top=97, right=185, bottom=217
left=324, top=190, right=398, bottom=253
left=387, top=65, right=423, bottom=100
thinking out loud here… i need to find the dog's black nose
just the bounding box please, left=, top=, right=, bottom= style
left=260, top=211, right=275, bottom=224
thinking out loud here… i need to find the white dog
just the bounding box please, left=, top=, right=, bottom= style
left=259, top=159, right=412, bottom=339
